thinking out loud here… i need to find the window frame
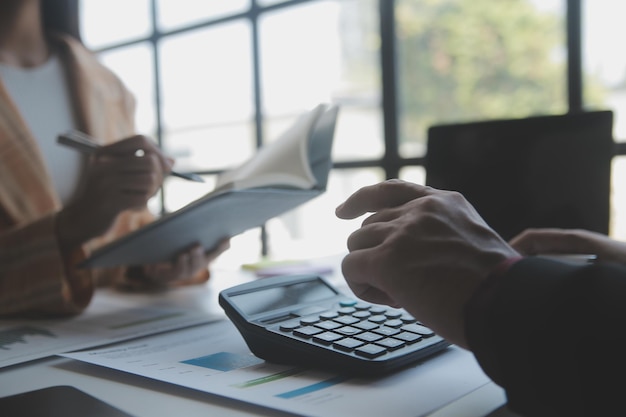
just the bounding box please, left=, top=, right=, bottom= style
left=89, top=0, right=623, bottom=254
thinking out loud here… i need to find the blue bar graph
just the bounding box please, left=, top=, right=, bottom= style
left=275, top=376, right=349, bottom=399
left=181, top=352, right=263, bottom=372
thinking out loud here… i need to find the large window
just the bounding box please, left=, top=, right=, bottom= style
left=582, top=0, right=626, bottom=239
left=80, top=0, right=626, bottom=264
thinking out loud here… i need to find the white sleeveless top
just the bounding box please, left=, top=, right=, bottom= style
left=0, top=55, right=83, bottom=204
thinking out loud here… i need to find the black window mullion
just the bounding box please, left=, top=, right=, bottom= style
left=379, top=0, right=400, bottom=179
left=567, top=0, right=583, bottom=112
left=149, top=0, right=168, bottom=215
left=250, top=0, right=270, bottom=256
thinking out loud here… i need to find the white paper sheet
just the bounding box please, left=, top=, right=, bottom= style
left=62, top=320, right=492, bottom=417
left=0, top=285, right=223, bottom=368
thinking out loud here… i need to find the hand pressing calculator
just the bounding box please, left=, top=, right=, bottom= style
left=219, top=274, right=450, bottom=375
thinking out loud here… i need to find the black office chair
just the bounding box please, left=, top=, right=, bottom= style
left=425, top=111, right=615, bottom=241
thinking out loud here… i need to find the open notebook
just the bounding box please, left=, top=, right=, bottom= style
left=82, top=104, right=339, bottom=268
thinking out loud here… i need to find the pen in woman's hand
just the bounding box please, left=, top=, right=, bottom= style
left=57, top=130, right=205, bottom=183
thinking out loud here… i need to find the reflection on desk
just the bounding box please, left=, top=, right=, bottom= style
left=0, top=386, right=135, bottom=417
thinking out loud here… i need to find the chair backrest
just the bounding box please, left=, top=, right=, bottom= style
left=425, top=111, right=615, bottom=241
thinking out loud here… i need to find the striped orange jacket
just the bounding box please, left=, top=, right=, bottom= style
left=0, top=34, right=207, bottom=317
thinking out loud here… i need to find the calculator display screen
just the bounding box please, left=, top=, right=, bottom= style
left=230, top=279, right=337, bottom=316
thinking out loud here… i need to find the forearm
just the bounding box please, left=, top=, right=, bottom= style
left=0, top=213, right=94, bottom=316
left=466, top=258, right=626, bottom=416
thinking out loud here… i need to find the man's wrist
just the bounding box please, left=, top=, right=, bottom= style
left=464, top=255, right=524, bottom=384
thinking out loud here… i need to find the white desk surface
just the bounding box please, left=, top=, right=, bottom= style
left=0, top=258, right=511, bottom=417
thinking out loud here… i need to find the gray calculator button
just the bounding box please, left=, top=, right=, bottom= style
left=402, top=323, right=435, bottom=337
left=354, top=303, right=371, bottom=310
left=313, top=332, right=344, bottom=345
left=354, top=332, right=384, bottom=343
left=400, top=314, right=417, bottom=323
left=293, top=326, right=324, bottom=338
left=319, top=311, right=339, bottom=320
left=394, top=332, right=423, bottom=344
left=385, top=310, right=403, bottom=319
left=333, top=338, right=364, bottom=351
left=368, top=315, right=387, bottom=324
left=315, top=320, right=342, bottom=331
left=354, top=321, right=379, bottom=331
left=352, top=311, right=371, bottom=319
left=338, top=307, right=356, bottom=315
left=376, top=338, right=405, bottom=351
left=372, top=326, right=400, bottom=337
left=279, top=321, right=300, bottom=331
left=334, top=315, right=360, bottom=326
left=355, top=344, right=387, bottom=358
left=369, top=307, right=387, bottom=315
left=335, top=326, right=361, bottom=336
left=300, top=316, right=320, bottom=326
left=384, top=319, right=404, bottom=328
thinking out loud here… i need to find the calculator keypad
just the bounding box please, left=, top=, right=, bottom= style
left=275, top=300, right=439, bottom=361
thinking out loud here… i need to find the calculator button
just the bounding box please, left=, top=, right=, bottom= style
left=300, top=316, right=320, bottom=326
left=368, top=315, right=387, bottom=324
left=339, top=299, right=357, bottom=307
left=394, top=332, right=423, bottom=344
left=384, top=319, right=404, bottom=328
left=354, top=332, right=384, bottom=343
left=400, top=314, right=417, bottom=323
left=384, top=310, right=403, bottom=319
left=355, top=344, right=387, bottom=358
left=319, top=311, right=339, bottom=320
left=354, top=303, right=371, bottom=310
left=335, top=326, right=362, bottom=336
left=369, top=307, right=387, bottom=315
left=315, top=320, right=342, bottom=331
left=402, top=323, right=435, bottom=337
left=353, top=321, right=379, bottom=331
left=371, top=326, right=401, bottom=337
left=334, top=315, right=360, bottom=326
left=375, top=338, right=406, bottom=351
left=279, top=321, right=301, bottom=331
left=333, top=338, right=364, bottom=351
left=352, top=311, right=371, bottom=319
left=293, top=326, right=324, bottom=338
left=313, top=332, right=344, bottom=345
left=337, top=307, right=356, bottom=315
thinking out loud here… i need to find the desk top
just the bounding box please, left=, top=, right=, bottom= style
left=0, top=259, right=508, bottom=417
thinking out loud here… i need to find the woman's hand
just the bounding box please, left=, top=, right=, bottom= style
left=57, top=135, right=172, bottom=251
left=121, top=239, right=231, bottom=290
left=510, top=228, right=626, bottom=265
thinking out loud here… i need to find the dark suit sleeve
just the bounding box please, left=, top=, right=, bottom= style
left=465, top=257, right=626, bottom=417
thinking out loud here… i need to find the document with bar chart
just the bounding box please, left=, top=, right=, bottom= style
left=62, top=319, right=492, bottom=417
left=0, top=286, right=223, bottom=368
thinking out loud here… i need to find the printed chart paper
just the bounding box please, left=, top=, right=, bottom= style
left=0, top=285, right=223, bottom=368
left=63, top=320, right=492, bottom=417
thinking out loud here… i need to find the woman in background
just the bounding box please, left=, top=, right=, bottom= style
left=0, top=0, right=228, bottom=316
